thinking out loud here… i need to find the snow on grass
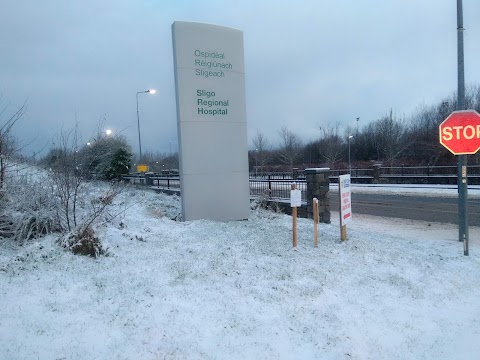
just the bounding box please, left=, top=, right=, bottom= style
left=1, top=188, right=480, bottom=359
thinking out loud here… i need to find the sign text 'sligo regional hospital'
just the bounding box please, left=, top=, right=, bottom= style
left=195, top=50, right=231, bottom=116
left=197, top=89, right=229, bottom=116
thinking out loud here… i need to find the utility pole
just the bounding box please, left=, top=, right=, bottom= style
left=348, top=135, right=353, bottom=176
left=457, top=0, right=469, bottom=255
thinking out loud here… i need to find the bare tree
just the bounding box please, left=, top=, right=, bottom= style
left=252, top=130, right=271, bottom=175
left=277, top=127, right=302, bottom=169
left=0, top=99, right=27, bottom=190
left=407, top=98, right=456, bottom=165
left=317, top=122, right=343, bottom=167
left=370, top=110, right=410, bottom=166
left=0, top=99, right=61, bottom=242
left=48, top=125, right=84, bottom=231
left=46, top=121, right=129, bottom=232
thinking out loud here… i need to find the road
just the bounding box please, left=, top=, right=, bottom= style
left=146, top=178, right=480, bottom=226
left=330, top=192, right=480, bottom=226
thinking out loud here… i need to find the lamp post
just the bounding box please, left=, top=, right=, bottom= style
left=348, top=135, right=354, bottom=176
left=255, top=148, right=258, bottom=178
left=136, top=89, right=156, bottom=164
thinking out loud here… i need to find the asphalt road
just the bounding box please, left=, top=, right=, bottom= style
left=330, top=192, right=480, bottom=226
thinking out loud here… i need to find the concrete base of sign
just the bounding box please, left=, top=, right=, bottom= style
left=181, top=172, right=250, bottom=221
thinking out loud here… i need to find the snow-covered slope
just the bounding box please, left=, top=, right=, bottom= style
left=1, top=188, right=479, bottom=359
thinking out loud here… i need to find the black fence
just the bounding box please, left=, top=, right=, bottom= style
left=122, top=173, right=180, bottom=189
left=250, top=178, right=307, bottom=202
left=123, top=165, right=480, bottom=200
left=328, top=165, right=480, bottom=184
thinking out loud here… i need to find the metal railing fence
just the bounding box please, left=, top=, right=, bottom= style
left=122, top=165, right=480, bottom=199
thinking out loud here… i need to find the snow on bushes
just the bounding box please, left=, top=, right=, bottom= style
left=0, top=162, right=122, bottom=258
left=58, top=225, right=108, bottom=258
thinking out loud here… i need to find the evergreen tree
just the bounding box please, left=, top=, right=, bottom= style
left=104, top=147, right=132, bottom=180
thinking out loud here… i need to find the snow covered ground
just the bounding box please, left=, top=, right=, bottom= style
left=1, top=186, right=479, bottom=359
left=346, top=183, right=480, bottom=198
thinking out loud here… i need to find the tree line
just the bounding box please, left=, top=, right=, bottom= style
left=3, top=85, right=480, bottom=179
left=250, top=85, right=480, bottom=172
left=37, top=85, right=480, bottom=176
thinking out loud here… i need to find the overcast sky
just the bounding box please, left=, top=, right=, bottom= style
left=1, top=0, right=479, bottom=157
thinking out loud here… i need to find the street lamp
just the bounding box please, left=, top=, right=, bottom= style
left=105, top=129, right=112, bottom=136
left=255, top=148, right=258, bottom=178
left=136, top=89, right=156, bottom=163
left=348, top=135, right=354, bottom=176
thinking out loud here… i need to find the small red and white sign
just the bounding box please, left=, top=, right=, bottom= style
left=339, top=174, right=352, bottom=225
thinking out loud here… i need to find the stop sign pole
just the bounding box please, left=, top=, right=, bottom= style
left=439, top=110, right=480, bottom=256
left=437, top=1, right=473, bottom=256
left=457, top=0, right=468, bottom=256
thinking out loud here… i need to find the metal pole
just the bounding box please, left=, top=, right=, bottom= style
left=255, top=149, right=258, bottom=178
left=348, top=138, right=351, bottom=175
left=348, top=136, right=353, bottom=176
left=457, top=0, right=469, bottom=255
left=136, top=92, right=143, bottom=163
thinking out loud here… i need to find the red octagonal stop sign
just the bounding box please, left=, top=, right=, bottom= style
left=439, top=110, right=480, bottom=155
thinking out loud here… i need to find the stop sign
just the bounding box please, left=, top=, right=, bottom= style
left=439, top=110, right=480, bottom=155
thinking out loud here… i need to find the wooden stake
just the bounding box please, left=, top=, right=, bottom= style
left=313, top=198, right=319, bottom=247
left=291, top=183, right=298, bottom=249
left=340, top=224, right=347, bottom=241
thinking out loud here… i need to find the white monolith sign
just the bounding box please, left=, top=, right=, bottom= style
left=172, top=21, right=249, bottom=221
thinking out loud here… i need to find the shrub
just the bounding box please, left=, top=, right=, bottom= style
left=58, top=226, right=108, bottom=258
